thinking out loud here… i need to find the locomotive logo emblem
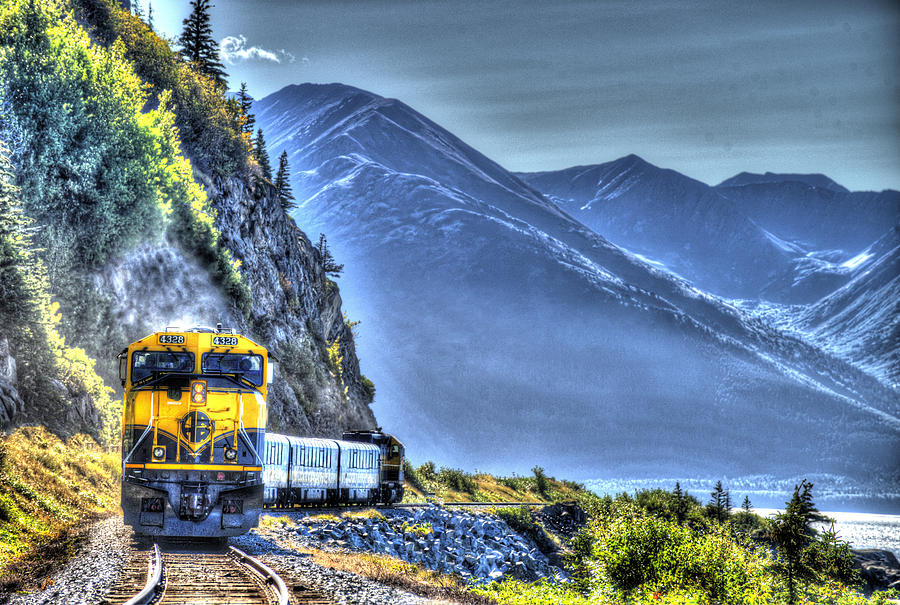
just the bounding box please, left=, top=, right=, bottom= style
left=180, top=411, right=212, bottom=443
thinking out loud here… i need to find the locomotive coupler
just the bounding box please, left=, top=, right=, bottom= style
left=179, top=482, right=212, bottom=521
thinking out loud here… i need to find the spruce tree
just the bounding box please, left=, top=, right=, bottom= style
left=253, top=129, right=271, bottom=180
left=274, top=151, right=295, bottom=211
left=0, top=142, right=56, bottom=382
left=147, top=3, right=154, bottom=32
left=707, top=480, right=730, bottom=522
left=237, top=82, right=255, bottom=140
left=771, top=479, right=823, bottom=603
left=673, top=481, right=688, bottom=524
left=317, top=233, right=344, bottom=278
left=177, top=0, right=227, bottom=89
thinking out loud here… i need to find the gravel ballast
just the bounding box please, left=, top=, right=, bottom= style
left=6, top=517, right=131, bottom=605
left=232, top=530, right=445, bottom=605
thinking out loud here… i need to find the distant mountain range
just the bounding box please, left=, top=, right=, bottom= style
left=255, top=83, right=899, bottom=509
left=517, top=156, right=899, bottom=304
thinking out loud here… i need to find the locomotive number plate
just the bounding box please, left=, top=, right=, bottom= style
left=159, top=334, right=185, bottom=344
left=212, top=336, right=239, bottom=346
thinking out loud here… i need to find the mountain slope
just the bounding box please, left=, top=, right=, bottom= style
left=518, top=158, right=899, bottom=304
left=714, top=176, right=900, bottom=253
left=795, top=227, right=900, bottom=387
left=255, top=83, right=899, bottom=505
left=517, top=156, right=803, bottom=300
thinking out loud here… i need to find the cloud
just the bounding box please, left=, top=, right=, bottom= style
left=219, top=35, right=294, bottom=64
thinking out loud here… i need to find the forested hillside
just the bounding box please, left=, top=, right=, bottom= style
left=0, top=0, right=375, bottom=444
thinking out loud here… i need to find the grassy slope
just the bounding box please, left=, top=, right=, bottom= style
left=0, top=427, right=119, bottom=590
left=403, top=462, right=589, bottom=504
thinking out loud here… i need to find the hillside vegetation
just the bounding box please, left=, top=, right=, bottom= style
left=404, top=461, right=588, bottom=504
left=0, top=427, right=119, bottom=591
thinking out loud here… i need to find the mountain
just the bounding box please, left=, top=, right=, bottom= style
left=255, top=83, right=899, bottom=506
left=795, top=227, right=900, bottom=387
left=714, top=176, right=899, bottom=253
left=517, top=157, right=899, bottom=304
left=717, top=172, right=850, bottom=194
left=517, top=156, right=802, bottom=300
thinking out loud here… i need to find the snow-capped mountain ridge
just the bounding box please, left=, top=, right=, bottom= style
left=254, top=83, right=898, bottom=505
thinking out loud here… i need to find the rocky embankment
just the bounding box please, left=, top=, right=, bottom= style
left=257, top=505, right=578, bottom=585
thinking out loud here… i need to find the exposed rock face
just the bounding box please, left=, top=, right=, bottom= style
left=208, top=175, right=376, bottom=436
left=0, top=337, right=24, bottom=426
left=39, top=173, right=375, bottom=441
left=852, top=549, right=900, bottom=593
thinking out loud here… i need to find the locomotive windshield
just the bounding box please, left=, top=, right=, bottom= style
left=201, top=353, right=263, bottom=385
left=131, top=351, right=194, bottom=383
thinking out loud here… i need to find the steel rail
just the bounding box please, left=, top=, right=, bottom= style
left=123, top=543, right=163, bottom=605
left=229, top=545, right=290, bottom=605
left=265, top=501, right=547, bottom=513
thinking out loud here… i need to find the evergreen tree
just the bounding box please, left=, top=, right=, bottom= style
left=673, top=481, right=688, bottom=524
left=274, top=151, right=296, bottom=211
left=316, top=233, right=344, bottom=278
left=237, top=82, right=255, bottom=140
left=177, top=0, right=227, bottom=89
left=253, top=129, right=272, bottom=180
left=0, top=142, right=57, bottom=395
left=707, top=480, right=730, bottom=522
left=147, top=3, right=154, bottom=32
left=771, top=479, right=823, bottom=603
left=742, top=495, right=752, bottom=513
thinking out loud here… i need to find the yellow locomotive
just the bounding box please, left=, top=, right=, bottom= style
left=118, top=325, right=273, bottom=536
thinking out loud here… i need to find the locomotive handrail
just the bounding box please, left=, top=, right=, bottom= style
left=123, top=391, right=155, bottom=468
left=229, top=546, right=289, bottom=605
left=237, top=393, right=264, bottom=465
left=123, top=543, right=163, bottom=605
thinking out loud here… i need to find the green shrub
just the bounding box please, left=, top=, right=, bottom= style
left=0, top=0, right=251, bottom=318
left=360, top=374, right=376, bottom=403
left=403, top=460, right=428, bottom=494
left=417, top=461, right=437, bottom=484
left=71, top=0, right=249, bottom=178
left=436, top=466, right=477, bottom=494
left=571, top=500, right=774, bottom=603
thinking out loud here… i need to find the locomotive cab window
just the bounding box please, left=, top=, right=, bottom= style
left=131, top=351, right=194, bottom=383
left=201, top=353, right=263, bottom=385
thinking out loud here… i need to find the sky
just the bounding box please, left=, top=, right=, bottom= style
left=147, top=0, right=899, bottom=191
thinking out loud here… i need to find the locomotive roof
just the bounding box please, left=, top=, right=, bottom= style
left=128, top=329, right=267, bottom=351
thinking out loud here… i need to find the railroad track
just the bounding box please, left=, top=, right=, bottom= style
left=102, top=540, right=329, bottom=604
left=265, top=501, right=547, bottom=514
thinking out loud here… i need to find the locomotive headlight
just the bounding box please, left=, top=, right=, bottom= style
left=190, top=380, right=207, bottom=404
left=224, top=447, right=237, bottom=461
left=152, top=446, right=166, bottom=461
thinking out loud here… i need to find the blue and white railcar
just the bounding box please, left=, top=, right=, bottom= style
left=286, top=436, right=339, bottom=503
left=337, top=441, right=381, bottom=503
left=263, top=433, right=291, bottom=506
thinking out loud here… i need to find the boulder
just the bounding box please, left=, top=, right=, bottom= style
left=852, top=549, right=900, bottom=593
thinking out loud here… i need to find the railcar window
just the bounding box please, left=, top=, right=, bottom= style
left=201, top=353, right=263, bottom=385
left=131, top=351, right=194, bottom=383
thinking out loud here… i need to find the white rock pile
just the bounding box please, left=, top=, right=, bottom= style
left=291, top=506, right=563, bottom=584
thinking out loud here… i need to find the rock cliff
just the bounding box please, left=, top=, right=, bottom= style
left=79, top=172, right=377, bottom=438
